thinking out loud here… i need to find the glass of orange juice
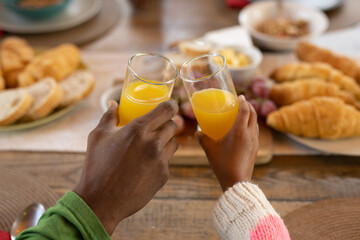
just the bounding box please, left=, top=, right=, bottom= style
left=118, top=53, right=178, bottom=126
left=180, top=53, right=239, bottom=140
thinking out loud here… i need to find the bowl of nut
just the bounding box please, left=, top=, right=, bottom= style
left=239, top=0, right=328, bottom=51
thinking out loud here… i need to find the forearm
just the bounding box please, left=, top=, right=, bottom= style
left=16, top=192, right=110, bottom=240
left=213, top=182, right=290, bottom=240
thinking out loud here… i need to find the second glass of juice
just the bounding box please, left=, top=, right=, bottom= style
left=180, top=53, right=239, bottom=141
left=118, top=53, right=178, bottom=126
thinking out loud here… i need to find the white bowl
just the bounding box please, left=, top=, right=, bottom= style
left=212, top=46, right=262, bottom=86
left=239, top=0, right=329, bottom=51
left=100, top=84, right=122, bottom=112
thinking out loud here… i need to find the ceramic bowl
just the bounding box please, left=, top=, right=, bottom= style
left=3, top=0, right=71, bottom=19
left=212, top=46, right=262, bottom=87
left=239, top=0, right=329, bottom=51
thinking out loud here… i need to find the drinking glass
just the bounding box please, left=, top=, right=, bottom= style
left=180, top=53, right=239, bottom=140
left=118, top=53, right=178, bottom=126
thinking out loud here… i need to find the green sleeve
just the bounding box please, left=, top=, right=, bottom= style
left=16, top=192, right=111, bottom=240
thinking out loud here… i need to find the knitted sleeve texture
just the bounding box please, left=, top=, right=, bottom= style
left=213, top=182, right=291, bottom=240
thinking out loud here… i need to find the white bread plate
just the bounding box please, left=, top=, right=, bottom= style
left=239, top=0, right=329, bottom=51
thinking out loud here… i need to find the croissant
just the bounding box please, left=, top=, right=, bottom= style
left=0, top=37, right=34, bottom=88
left=269, top=79, right=357, bottom=107
left=270, top=62, right=360, bottom=100
left=18, top=44, right=80, bottom=87
left=297, top=42, right=360, bottom=84
left=266, top=97, right=360, bottom=139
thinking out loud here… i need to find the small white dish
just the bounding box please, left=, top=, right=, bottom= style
left=0, top=0, right=103, bottom=34
left=239, top=0, right=329, bottom=51
left=212, top=46, right=262, bottom=86
left=100, top=84, right=122, bottom=112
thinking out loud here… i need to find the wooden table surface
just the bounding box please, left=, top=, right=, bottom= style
left=1, top=0, right=360, bottom=239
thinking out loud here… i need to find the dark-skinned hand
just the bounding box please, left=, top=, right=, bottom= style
left=196, top=96, right=259, bottom=192
left=73, top=100, right=179, bottom=235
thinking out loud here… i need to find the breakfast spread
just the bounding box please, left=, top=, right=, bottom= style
left=0, top=37, right=95, bottom=127
left=267, top=43, right=360, bottom=140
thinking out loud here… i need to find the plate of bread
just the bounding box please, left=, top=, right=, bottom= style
left=0, top=37, right=95, bottom=131
left=266, top=42, right=360, bottom=155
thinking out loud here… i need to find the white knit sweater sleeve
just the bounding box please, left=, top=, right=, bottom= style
left=212, top=182, right=290, bottom=240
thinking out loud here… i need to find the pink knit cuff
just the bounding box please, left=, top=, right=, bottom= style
left=213, top=182, right=290, bottom=240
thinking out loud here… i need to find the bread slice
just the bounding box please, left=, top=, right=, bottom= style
left=178, top=40, right=212, bottom=58
left=0, top=89, right=33, bottom=126
left=22, top=77, right=63, bottom=121
left=58, top=70, right=95, bottom=107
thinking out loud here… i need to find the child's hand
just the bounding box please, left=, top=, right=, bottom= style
left=74, top=100, right=178, bottom=235
left=196, top=96, right=259, bottom=192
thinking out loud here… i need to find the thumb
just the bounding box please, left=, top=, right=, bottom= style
left=98, top=100, right=119, bottom=128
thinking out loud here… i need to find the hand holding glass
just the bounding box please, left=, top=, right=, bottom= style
left=118, top=53, right=178, bottom=126
left=180, top=53, right=239, bottom=140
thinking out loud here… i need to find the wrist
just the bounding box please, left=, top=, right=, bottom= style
left=217, top=174, right=252, bottom=192
left=73, top=185, right=119, bottom=235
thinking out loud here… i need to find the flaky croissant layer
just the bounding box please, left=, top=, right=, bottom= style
left=267, top=97, right=360, bottom=139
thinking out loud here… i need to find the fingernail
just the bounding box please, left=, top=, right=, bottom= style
left=107, top=101, right=114, bottom=108
left=240, top=95, right=246, bottom=101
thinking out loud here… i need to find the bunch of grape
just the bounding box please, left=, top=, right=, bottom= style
left=240, top=77, right=277, bottom=118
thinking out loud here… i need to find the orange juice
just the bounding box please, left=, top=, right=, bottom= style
left=191, top=88, right=239, bottom=140
left=118, top=81, right=170, bottom=126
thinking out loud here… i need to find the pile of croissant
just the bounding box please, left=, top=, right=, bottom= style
left=267, top=42, right=360, bottom=140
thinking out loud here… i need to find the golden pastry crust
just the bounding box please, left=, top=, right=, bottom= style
left=266, top=97, right=360, bottom=139
left=271, top=62, right=360, bottom=100
left=0, top=89, right=33, bottom=126
left=0, top=37, right=34, bottom=88
left=297, top=42, right=360, bottom=83
left=22, top=77, right=63, bottom=121
left=18, top=44, right=80, bottom=87
left=269, top=79, right=357, bottom=107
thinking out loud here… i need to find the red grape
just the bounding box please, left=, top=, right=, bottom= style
left=261, top=100, right=277, bottom=118
left=253, top=76, right=266, bottom=84
left=173, top=114, right=185, bottom=135
left=248, top=99, right=261, bottom=115
left=251, top=80, right=269, bottom=98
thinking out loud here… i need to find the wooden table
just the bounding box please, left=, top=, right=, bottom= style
left=1, top=0, right=360, bottom=239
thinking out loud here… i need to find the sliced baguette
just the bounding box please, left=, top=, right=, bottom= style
left=0, top=89, right=33, bottom=126
left=59, top=70, right=94, bottom=107
left=22, top=77, right=63, bottom=121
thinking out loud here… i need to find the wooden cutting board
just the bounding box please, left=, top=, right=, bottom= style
left=172, top=119, right=273, bottom=166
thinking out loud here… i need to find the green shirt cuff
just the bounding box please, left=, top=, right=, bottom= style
left=59, top=191, right=110, bottom=240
